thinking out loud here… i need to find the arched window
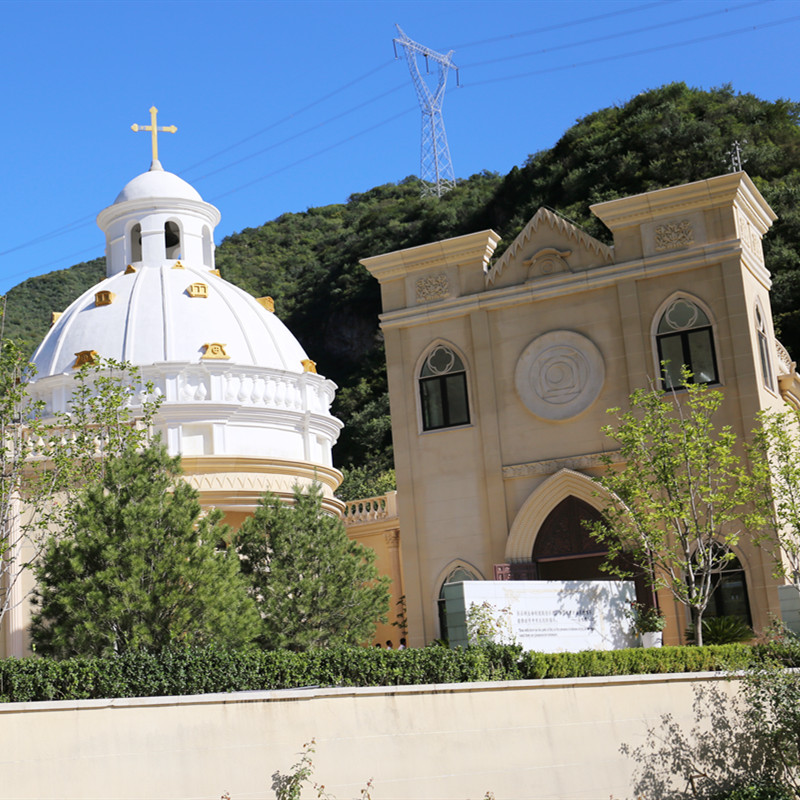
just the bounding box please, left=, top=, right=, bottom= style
left=202, top=225, right=213, bottom=267
left=656, top=297, right=718, bottom=389
left=130, top=223, right=142, bottom=263
left=438, top=565, right=479, bottom=642
left=419, top=344, right=469, bottom=431
left=165, top=221, right=182, bottom=259
left=696, top=544, right=751, bottom=625
left=755, top=304, right=774, bottom=391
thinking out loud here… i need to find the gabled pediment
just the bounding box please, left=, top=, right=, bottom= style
left=486, top=208, right=613, bottom=286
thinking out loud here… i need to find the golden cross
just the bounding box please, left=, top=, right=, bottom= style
left=131, top=106, right=177, bottom=165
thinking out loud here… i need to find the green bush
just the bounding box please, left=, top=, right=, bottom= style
left=686, top=616, right=755, bottom=645
left=0, top=642, right=765, bottom=704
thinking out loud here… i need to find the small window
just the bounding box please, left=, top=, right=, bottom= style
left=756, top=305, right=774, bottom=391
left=656, top=298, right=718, bottom=389
left=202, top=225, right=213, bottom=267
left=419, top=345, right=469, bottom=431
left=165, top=221, right=182, bottom=259
left=130, top=223, right=142, bottom=262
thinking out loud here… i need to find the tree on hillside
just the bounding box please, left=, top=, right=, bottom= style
left=31, top=443, right=259, bottom=657
left=591, top=371, right=762, bottom=646
left=236, top=484, right=390, bottom=649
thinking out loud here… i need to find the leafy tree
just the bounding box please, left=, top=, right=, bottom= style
left=236, top=484, right=390, bottom=649
left=336, top=466, right=395, bottom=502
left=31, top=443, right=259, bottom=657
left=592, top=371, right=759, bottom=646
left=749, top=407, right=800, bottom=586
left=0, top=347, right=162, bottom=639
left=0, top=336, right=43, bottom=633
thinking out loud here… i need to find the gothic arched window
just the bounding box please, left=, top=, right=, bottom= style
left=755, top=304, right=774, bottom=391
left=419, top=344, right=469, bottom=431
left=656, top=297, right=718, bottom=389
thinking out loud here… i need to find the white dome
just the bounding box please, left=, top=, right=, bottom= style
left=114, top=167, right=202, bottom=204
left=32, top=265, right=310, bottom=376
left=30, top=162, right=342, bottom=479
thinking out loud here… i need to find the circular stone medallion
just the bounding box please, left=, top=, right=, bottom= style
left=515, top=330, right=605, bottom=421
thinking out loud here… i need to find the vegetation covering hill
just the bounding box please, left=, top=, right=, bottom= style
left=7, top=83, right=800, bottom=495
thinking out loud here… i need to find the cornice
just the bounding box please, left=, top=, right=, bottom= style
left=97, top=196, right=221, bottom=228
left=502, top=450, right=623, bottom=479
left=180, top=455, right=342, bottom=481
left=360, top=230, right=500, bottom=282
left=590, top=172, right=776, bottom=234
left=378, top=238, right=746, bottom=330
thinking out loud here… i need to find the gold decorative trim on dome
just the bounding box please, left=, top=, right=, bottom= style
left=257, top=297, right=275, bottom=313
left=209, top=269, right=221, bottom=277
left=95, top=291, right=116, bottom=307
left=172, top=260, right=184, bottom=269
left=50, top=311, right=62, bottom=327
left=301, top=359, right=317, bottom=374
left=202, top=343, right=229, bottom=360
left=73, top=350, right=98, bottom=369
left=125, top=265, right=137, bottom=274
left=187, top=282, right=208, bottom=298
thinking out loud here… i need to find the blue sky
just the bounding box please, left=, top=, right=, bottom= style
left=1, top=0, right=799, bottom=294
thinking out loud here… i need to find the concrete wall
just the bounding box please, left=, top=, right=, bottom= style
left=0, top=672, right=739, bottom=799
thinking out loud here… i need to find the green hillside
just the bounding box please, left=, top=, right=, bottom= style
left=7, top=83, right=800, bottom=492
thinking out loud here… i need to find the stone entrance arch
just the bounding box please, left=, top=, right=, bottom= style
left=506, top=469, right=606, bottom=562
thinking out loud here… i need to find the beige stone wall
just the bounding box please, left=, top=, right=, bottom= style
left=0, top=672, right=742, bottom=800
left=342, top=492, right=406, bottom=647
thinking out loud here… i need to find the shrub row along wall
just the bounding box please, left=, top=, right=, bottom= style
left=0, top=643, right=764, bottom=703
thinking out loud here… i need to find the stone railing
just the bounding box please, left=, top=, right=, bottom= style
left=342, top=491, right=398, bottom=526
left=776, top=339, right=795, bottom=376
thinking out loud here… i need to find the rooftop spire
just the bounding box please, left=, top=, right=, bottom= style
left=131, top=106, right=177, bottom=170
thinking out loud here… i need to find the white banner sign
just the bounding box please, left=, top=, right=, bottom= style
left=444, top=580, right=637, bottom=652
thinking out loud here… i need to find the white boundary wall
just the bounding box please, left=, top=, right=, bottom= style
left=0, top=672, right=738, bottom=799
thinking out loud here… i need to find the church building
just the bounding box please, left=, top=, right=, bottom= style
left=362, top=171, right=795, bottom=646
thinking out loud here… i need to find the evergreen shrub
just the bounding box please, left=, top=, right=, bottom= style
left=0, top=642, right=773, bottom=703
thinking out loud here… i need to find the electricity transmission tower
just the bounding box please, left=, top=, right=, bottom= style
left=393, top=25, right=459, bottom=198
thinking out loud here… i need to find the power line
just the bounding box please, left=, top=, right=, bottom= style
left=210, top=107, right=418, bottom=202
left=190, top=83, right=408, bottom=184
left=461, top=0, right=769, bottom=71
left=450, top=0, right=672, bottom=49
left=179, top=60, right=397, bottom=176
left=465, top=13, right=800, bottom=88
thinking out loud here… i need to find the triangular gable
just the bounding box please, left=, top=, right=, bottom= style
left=486, top=208, right=613, bottom=286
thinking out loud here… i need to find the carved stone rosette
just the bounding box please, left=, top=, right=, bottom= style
left=415, top=272, right=449, bottom=303
left=654, top=220, right=693, bottom=251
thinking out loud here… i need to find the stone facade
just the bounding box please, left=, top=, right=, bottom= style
left=363, top=172, right=793, bottom=646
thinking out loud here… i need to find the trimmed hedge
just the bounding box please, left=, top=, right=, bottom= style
left=0, top=642, right=771, bottom=704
